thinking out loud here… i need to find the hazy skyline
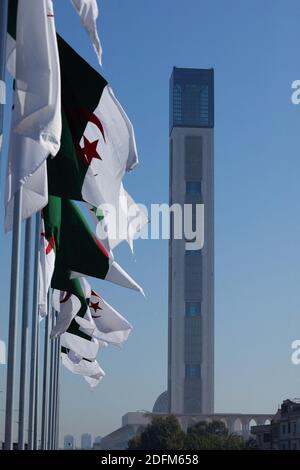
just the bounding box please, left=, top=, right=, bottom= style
left=1, top=0, right=300, bottom=445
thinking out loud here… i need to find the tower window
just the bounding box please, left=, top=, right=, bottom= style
left=185, top=364, right=201, bottom=379
left=186, top=181, right=202, bottom=198
left=185, top=302, right=201, bottom=317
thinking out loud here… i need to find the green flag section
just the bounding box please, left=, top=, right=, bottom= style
left=39, top=195, right=144, bottom=315
left=47, top=34, right=140, bottom=250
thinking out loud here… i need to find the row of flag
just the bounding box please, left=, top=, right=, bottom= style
left=5, top=0, right=147, bottom=388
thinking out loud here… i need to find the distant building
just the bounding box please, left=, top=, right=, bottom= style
left=64, top=434, right=75, bottom=450
left=93, top=435, right=102, bottom=450
left=100, top=413, right=147, bottom=450
left=153, top=391, right=168, bottom=413
left=252, top=399, right=300, bottom=450
left=81, top=433, right=92, bottom=449
left=100, top=410, right=273, bottom=450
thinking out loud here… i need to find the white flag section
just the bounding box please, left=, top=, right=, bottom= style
left=56, top=277, right=134, bottom=387
left=80, top=85, right=139, bottom=242
left=76, top=289, right=133, bottom=345
left=61, top=349, right=105, bottom=388
left=70, top=0, right=102, bottom=65
left=61, top=331, right=99, bottom=361
left=50, top=277, right=91, bottom=338
left=91, top=183, right=149, bottom=252
left=50, top=290, right=82, bottom=338
left=51, top=278, right=133, bottom=346
left=5, top=0, right=61, bottom=231
left=84, top=374, right=103, bottom=388
left=38, top=217, right=56, bottom=318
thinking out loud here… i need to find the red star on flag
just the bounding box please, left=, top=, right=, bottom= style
left=90, top=301, right=101, bottom=312
left=81, top=136, right=102, bottom=165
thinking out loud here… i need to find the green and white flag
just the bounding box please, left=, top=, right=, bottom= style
left=76, top=287, right=133, bottom=346
left=51, top=277, right=89, bottom=338
left=52, top=276, right=133, bottom=347
left=59, top=287, right=108, bottom=361
left=47, top=36, right=138, bottom=249
left=39, top=195, right=143, bottom=315
left=61, top=313, right=100, bottom=361
left=39, top=215, right=56, bottom=317
left=5, top=0, right=61, bottom=231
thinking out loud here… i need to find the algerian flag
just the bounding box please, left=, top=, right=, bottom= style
left=76, top=288, right=133, bottom=345
left=90, top=183, right=149, bottom=252
left=39, top=215, right=56, bottom=318
left=53, top=196, right=143, bottom=292
left=61, top=314, right=99, bottom=360
left=70, top=0, right=102, bottom=65
left=50, top=277, right=88, bottom=338
left=39, top=195, right=143, bottom=315
left=61, top=346, right=105, bottom=388
left=5, top=0, right=61, bottom=231
left=47, top=36, right=138, bottom=249
left=51, top=275, right=132, bottom=348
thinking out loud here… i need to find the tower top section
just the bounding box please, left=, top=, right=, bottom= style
left=170, top=67, right=214, bottom=133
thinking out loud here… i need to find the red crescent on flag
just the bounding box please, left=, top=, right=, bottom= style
left=91, top=290, right=102, bottom=300
left=65, top=108, right=106, bottom=166
left=88, top=113, right=106, bottom=143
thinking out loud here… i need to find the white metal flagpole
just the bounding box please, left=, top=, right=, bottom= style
left=53, top=336, right=60, bottom=449
left=28, top=213, right=41, bottom=450
left=18, top=217, right=32, bottom=450
left=41, top=300, right=50, bottom=450
left=47, top=309, right=55, bottom=450
left=33, top=319, right=40, bottom=450
left=4, top=188, right=23, bottom=450
left=51, top=335, right=58, bottom=450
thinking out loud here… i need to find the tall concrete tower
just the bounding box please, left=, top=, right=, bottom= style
left=168, top=67, right=214, bottom=415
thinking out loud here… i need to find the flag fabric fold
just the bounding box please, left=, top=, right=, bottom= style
left=5, top=0, right=62, bottom=231
left=43, top=196, right=144, bottom=294
left=47, top=36, right=138, bottom=250
left=75, top=287, right=133, bottom=345
left=51, top=272, right=132, bottom=348
left=38, top=215, right=56, bottom=318
left=61, top=347, right=105, bottom=388
left=90, top=183, right=149, bottom=252
left=70, top=0, right=102, bottom=65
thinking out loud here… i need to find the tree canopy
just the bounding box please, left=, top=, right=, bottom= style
left=128, top=417, right=253, bottom=450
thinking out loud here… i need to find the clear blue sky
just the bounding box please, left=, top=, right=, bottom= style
left=1, top=0, right=300, bottom=446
